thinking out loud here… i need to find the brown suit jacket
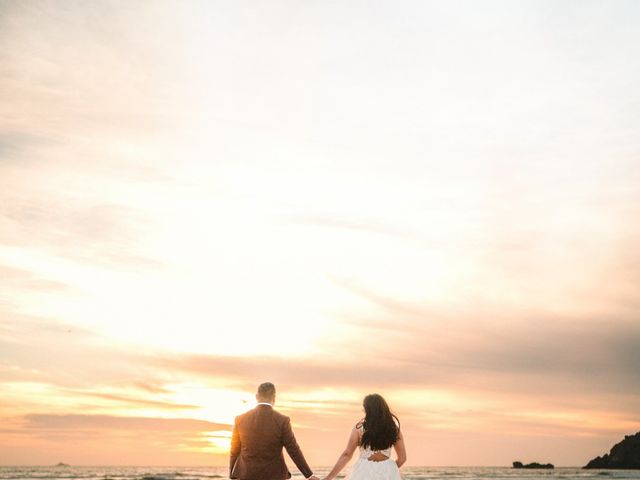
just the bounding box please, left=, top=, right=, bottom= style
left=229, top=404, right=313, bottom=480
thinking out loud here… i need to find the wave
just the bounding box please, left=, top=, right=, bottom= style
left=2, top=466, right=640, bottom=480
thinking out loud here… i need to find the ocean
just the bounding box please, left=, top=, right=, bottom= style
left=2, top=466, right=640, bottom=480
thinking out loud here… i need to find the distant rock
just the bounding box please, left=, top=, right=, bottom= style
left=584, top=432, right=640, bottom=469
left=54, top=463, right=70, bottom=467
left=513, top=461, right=554, bottom=469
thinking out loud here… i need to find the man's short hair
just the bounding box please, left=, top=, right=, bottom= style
left=257, top=382, right=276, bottom=400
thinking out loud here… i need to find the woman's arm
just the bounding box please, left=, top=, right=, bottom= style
left=394, top=429, right=407, bottom=468
left=323, top=427, right=360, bottom=480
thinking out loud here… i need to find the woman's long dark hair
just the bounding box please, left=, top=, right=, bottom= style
left=357, top=393, right=400, bottom=451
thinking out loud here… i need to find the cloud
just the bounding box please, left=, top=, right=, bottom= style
left=328, top=275, right=445, bottom=321
left=2, top=305, right=639, bottom=422
left=282, top=212, right=430, bottom=245
left=0, top=131, right=61, bottom=157
left=0, top=198, right=163, bottom=267
left=0, top=264, right=74, bottom=293
left=0, top=314, right=160, bottom=392
left=21, top=413, right=228, bottom=432
left=0, top=414, right=232, bottom=465
left=144, top=311, right=640, bottom=418
left=133, top=381, right=172, bottom=395
left=62, top=391, right=200, bottom=411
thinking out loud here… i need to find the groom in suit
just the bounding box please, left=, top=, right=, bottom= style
left=229, top=382, right=318, bottom=480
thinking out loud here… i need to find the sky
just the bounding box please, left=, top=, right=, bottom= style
left=1, top=0, right=639, bottom=468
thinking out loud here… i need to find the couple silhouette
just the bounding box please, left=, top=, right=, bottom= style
left=229, top=382, right=407, bottom=480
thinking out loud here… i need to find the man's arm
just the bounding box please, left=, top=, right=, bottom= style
left=229, top=417, right=241, bottom=478
left=281, top=417, right=314, bottom=479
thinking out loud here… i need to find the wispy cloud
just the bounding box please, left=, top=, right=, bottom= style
left=62, top=391, right=200, bottom=411
left=21, top=414, right=228, bottom=432
left=0, top=414, right=232, bottom=465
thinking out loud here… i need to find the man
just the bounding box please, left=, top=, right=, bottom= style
left=230, top=382, right=318, bottom=480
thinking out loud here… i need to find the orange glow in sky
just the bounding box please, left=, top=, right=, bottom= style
left=1, top=0, right=639, bottom=468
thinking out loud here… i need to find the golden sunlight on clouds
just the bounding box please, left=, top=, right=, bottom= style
left=202, top=431, right=232, bottom=454
left=1, top=0, right=640, bottom=468
left=167, top=384, right=251, bottom=425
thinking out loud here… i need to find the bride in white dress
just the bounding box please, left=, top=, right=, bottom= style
left=322, top=393, right=406, bottom=480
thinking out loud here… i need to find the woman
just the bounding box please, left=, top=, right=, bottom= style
left=323, top=393, right=406, bottom=480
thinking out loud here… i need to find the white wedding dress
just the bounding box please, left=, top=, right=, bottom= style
left=346, top=425, right=402, bottom=480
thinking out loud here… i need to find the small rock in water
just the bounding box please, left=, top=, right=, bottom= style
left=512, top=461, right=554, bottom=469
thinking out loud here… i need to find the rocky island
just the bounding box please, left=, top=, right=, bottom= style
left=584, top=432, right=640, bottom=469
left=513, top=461, right=554, bottom=469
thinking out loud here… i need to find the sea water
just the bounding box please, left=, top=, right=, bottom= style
left=2, top=466, right=640, bottom=480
